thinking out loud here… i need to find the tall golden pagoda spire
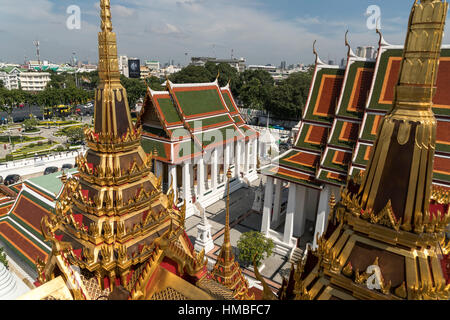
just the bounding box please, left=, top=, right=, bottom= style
left=358, top=0, right=448, bottom=231
left=211, top=169, right=254, bottom=300
left=95, top=0, right=133, bottom=137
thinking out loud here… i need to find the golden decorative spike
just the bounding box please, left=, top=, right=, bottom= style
left=342, top=261, right=353, bottom=277
left=395, top=281, right=408, bottom=299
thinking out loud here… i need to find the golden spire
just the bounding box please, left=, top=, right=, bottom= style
left=211, top=168, right=254, bottom=300
left=358, top=0, right=448, bottom=231
left=98, top=0, right=120, bottom=84
left=223, top=168, right=232, bottom=254
left=94, top=0, right=133, bottom=137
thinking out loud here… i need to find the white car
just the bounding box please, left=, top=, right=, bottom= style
left=280, top=134, right=289, bottom=143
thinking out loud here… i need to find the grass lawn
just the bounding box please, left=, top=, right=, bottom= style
left=0, top=136, right=45, bottom=143
left=11, top=141, right=58, bottom=156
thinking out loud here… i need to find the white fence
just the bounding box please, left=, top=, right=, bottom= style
left=0, top=147, right=86, bottom=178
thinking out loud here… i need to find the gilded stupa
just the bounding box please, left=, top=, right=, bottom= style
left=211, top=169, right=254, bottom=300
left=278, top=0, right=450, bottom=300
left=29, top=0, right=246, bottom=300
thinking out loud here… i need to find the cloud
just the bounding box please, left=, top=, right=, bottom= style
left=1, top=0, right=450, bottom=66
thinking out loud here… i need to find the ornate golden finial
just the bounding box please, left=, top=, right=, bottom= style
left=342, top=261, right=353, bottom=277
left=100, top=0, right=113, bottom=32
left=224, top=168, right=232, bottom=246
left=216, top=70, right=220, bottom=82
left=394, top=281, right=407, bottom=299
left=344, top=30, right=351, bottom=57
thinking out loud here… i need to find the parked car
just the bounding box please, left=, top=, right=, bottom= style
left=4, top=174, right=20, bottom=186
left=44, top=166, right=59, bottom=175
left=280, top=134, right=290, bottom=143
left=62, top=163, right=73, bottom=170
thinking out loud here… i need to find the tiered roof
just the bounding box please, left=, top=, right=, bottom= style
left=351, top=33, right=450, bottom=188
left=138, top=81, right=257, bottom=164
left=262, top=42, right=345, bottom=189
left=265, top=29, right=450, bottom=190
left=0, top=170, right=76, bottom=269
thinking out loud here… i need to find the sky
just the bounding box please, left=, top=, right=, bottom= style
left=0, top=0, right=449, bottom=66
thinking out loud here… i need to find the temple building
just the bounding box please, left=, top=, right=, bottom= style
left=137, top=79, right=259, bottom=218
left=275, top=0, right=450, bottom=300
left=261, top=3, right=450, bottom=259
left=7, top=0, right=254, bottom=300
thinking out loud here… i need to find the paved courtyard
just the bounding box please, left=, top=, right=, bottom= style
left=184, top=175, right=293, bottom=292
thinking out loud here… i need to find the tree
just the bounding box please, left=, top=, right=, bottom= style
left=169, top=65, right=213, bottom=84
left=23, top=117, right=39, bottom=132
left=0, top=80, right=4, bottom=89
left=237, top=231, right=274, bottom=267
left=64, top=126, right=85, bottom=145
left=120, top=75, right=146, bottom=108
left=145, top=76, right=164, bottom=91
left=0, top=247, right=8, bottom=269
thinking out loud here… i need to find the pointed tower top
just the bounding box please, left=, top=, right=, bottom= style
left=100, top=0, right=113, bottom=32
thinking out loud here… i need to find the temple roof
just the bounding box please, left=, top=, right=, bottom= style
left=139, top=81, right=257, bottom=164
left=265, top=31, right=450, bottom=190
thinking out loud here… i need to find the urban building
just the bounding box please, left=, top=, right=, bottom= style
left=0, top=66, right=50, bottom=91
left=145, top=60, right=160, bottom=71
left=118, top=55, right=129, bottom=77
left=191, top=57, right=246, bottom=73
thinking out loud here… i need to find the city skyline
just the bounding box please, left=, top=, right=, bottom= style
left=3, top=1, right=450, bottom=66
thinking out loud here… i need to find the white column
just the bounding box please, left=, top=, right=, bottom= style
left=294, top=185, right=307, bottom=238
left=271, top=179, right=282, bottom=224
left=283, top=183, right=297, bottom=244
left=261, top=176, right=274, bottom=235
left=156, top=160, right=163, bottom=179
left=244, top=141, right=250, bottom=174
left=252, top=138, right=258, bottom=171
left=235, top=140, right=241, bottom=177
left=224, top=144, right=230, bottom=179
left=313, top=185, right=330, bottom=249
left=182, top=162, right=191, bottom=205
left=169, top=164, right=177, bottom=199
left=197, top=158, right=205, bottom=197
left=211, top=149, right=218, bottom=189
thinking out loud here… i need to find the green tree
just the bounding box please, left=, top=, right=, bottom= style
left=0, top=80, right=4, bottom=89
left=237, top=231, right=274, bottom=267
left=0, top=247, right=8, bottom=269
left=23, top=117, right=39, bottom=132
left=64, top=126, right=85, bottom=145
left=145, top=76, right=164, bottom=91
left=120, top=75, right=146, bottom=108
left=169, top=65, right=213, bottom=84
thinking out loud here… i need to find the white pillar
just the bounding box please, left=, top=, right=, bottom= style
left=272, top=179, right=282, bottom=224
left=224, top=144, right=230, bottom=179
left=252, top=138, right=258, bottom=171
left=211, top=149, right=218, bottom=189
left=197, top=158, right=205, bottom=197
left=261, top=176, right=274, bottom=235
left=182, top=162, right=191, bottom=205
left=283, top=183, right=298, bottom=244
left=235, top=140, right=241, bottom=177
left=169, top=164, right=177, bottom=199
left=293, top=185, right=307, bottom=238
left=244, top=141, right=250, bottom=174
left=156, top=160, right=163, bottom=179
left=313, top=185, right=331, bottom=249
